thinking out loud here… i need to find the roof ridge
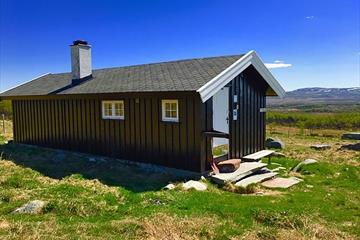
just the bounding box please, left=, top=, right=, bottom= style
left=49, top=54, right=244, bottom=75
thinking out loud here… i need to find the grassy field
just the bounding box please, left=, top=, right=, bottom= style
left=0, top=122, right=359, bottom=239
left=267, top=111, right=360, bottom=130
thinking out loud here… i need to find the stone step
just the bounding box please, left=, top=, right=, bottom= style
left=235, top=172, right=278, bottom=188
left=261, top=177, right=302, bottom=189
left=210, top=162, right=267, bottom=185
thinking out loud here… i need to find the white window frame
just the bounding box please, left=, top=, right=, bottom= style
left=161, top=99, right=179, bottom=122
left=102, top=100, right=125, bottom=120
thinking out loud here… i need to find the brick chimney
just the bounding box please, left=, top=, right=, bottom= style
left=71, top=40, right=92, bottom=82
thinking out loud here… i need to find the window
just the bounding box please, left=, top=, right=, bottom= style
left=102, top=100, right=124, bottom=119
left=162, top=99, right=179, bottom=122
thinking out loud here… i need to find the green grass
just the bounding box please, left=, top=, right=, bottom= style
left=267, top=111, right=360, bottom=130
left=0, top=135, right=359, bottom=239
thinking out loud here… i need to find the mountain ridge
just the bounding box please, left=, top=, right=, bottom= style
left=268, top=87, right=360, bottom=106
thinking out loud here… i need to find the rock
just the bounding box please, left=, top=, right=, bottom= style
left=13, top=200, right=46, bottom=214
left=271, top=152, right=285, bottom=157
left=265, top=138, right=285, bottom=149
left=163, top=183, right=176, bottom=190
left=182, top=180, right=207, bottom=191
left=341, top=132, right=360, bottom=140
left=292, top=159, right=318, bottom=172
left=310, top=144, right=331, bottom=150
left=217, top=159, right=241, bottom=173
left=265, top=137, right=277, bottom=143
left=261, top=177, right=302, bottom=189
left=340, top=142, right=360, bottom=151
left=151, top=199, right=164, bottom=205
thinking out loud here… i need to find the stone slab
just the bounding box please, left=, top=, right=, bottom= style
left=341, top=132, right=360, bottom=140
left=261, top=177, right=302, bottom=189
left=235, top=172, right=278, bottom=188
left=340, top=142, right=360, bottom=151
left=310, top=144, right=331, bottom=150
left=210, top=162, right=267, bottom=185
left=242, top=150, right=275, bottom=161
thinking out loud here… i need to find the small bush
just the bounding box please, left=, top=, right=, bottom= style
left=223, top=182, right=258, bottom=194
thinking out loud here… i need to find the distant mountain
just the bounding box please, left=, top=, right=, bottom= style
left=268, top=87, right=360, bottom=105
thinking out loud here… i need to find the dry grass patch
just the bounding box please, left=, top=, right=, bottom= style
left=240, top=220, right=355, bottom=240
left=1, top=218, right=65, bottom=240
left=138, top=213, right=218, bottom=240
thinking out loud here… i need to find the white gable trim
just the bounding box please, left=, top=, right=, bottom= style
left=196, top=51, right=285, bottom=102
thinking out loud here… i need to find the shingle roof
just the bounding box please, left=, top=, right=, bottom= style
left=1, top=54, right=244, bottom=97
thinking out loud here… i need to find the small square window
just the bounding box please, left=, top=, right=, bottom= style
left=102, top=100, right=124, bottom=119
left=162, top=99, right=179, bottom=122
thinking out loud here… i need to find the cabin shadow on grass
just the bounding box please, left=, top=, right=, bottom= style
left=0, top=142, right=190, bottom=193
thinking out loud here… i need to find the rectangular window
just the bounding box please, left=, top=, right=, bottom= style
left=162, top=99, right=179, bottom=122
left=102, top=100, right=124, bottom=119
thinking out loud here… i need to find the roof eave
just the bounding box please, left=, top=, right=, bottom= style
left=196, top=51, right=286, bottom=102
left=0, top=73, right=52, bottom=98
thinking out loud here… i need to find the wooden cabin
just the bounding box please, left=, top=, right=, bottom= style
left=0, top=40, right=285, bottom=172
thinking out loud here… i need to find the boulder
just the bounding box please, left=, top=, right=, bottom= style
left=265, top=137, right=277, bottom=143
left=340, top=142, right=360, bottom=151
left=217, top=159, right=241, bottom=173
left=13, top=200, right=46, bottom=214
left=265, top=138, right=285, bottom=149
left=163, top=183, right=176, bottom=190
left=292, top=159, right=318, bottom=172
left=182, top=180, right=207, bottom=191
left=310, top=144, right=331, bottom=150
left=341, top=132, right=360, bottom=140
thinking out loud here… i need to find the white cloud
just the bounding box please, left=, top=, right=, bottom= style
left=265, top=61, right=292, bottom=69
left=305, top=16, right=315, bottom=19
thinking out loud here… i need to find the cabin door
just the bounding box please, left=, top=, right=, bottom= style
left=212, top=87, right=229, bottom=149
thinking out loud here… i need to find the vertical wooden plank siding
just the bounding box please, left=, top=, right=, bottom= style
left=228, top=66, right=267, bottom=159
left=11, top=92, right=204, bottom=172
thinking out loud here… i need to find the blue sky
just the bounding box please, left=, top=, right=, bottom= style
left=0, top=0, right=359, bottom=92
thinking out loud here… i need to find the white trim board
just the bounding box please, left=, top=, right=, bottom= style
left=196, top=51, right=286, bottom=102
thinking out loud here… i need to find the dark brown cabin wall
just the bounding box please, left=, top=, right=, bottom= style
left=11, top=92, right=204, bottom=172
left=228, top=66, right=267, bottom=159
